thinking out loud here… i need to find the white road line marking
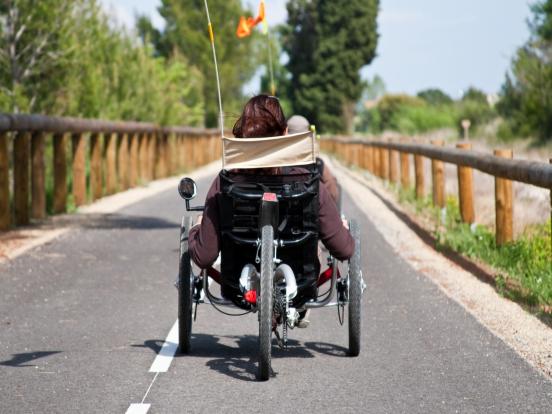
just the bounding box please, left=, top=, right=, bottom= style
left=141, top=372, right=160, bottom=404
left=125, top=403, right=151, bottom=414
left=149, top=319, right=179, bottom=373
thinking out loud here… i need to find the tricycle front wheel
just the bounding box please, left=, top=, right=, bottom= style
left=178, top=216, right=194, bottom=354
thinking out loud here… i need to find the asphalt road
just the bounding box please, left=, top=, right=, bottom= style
left=1, top=171, right=551, bottom=414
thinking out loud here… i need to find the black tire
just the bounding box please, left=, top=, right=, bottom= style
left=348, top=219, right=362, bottom=357
left=178, top=216, right=194, bottom=354
left=258, top=225, right=274, bottom=381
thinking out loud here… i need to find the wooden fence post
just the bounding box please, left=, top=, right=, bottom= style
left=150, top=132, right=163, bottom=180
left=494, top=149, right=513, bottom=245
left=72, top=133, right=87, bottom=207
left=138, top=133, right=148, bottom=182
left=184, top=135, right=192, bottom=170
left=382, top=147, right=390, bottom=179
left=53, top=133, right=67, bottom=214
left=360, top=144, right=367, bottom=170
left=105, top=132, right=117, bottom=195
left=118, top=133, right=129, bottom=190
left=456, top=142, right=475, bottom=223
left=14, top=132, right=30, bottom=225
left=373, top=147, right=381, bottom=177
left=400, top=152, right=410, bottom=188
left=129, top=133, right=139, bottom=188
left=366, top=145, right=374, bottom=173
left=414, top=154, right=425, bottom=199
left=90, top=133, right=103, bottom=201
left=31, top=131, right=46, bottom=219
left=0, top=132, right=9, bottom=230
left=431, top=140, right=445, bottom=208
left=177, top=135, right=184, bottom=172
left=389, top=149, right=399, bottom=183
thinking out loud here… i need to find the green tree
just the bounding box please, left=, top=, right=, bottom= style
left=417, top=88, right=453, bottom=106
left=0, top=0, right=78, bottom=113
left=530, top=0, right=552, bottom=41
left=360, top=74, right=386, bottom=102
left=497, top=0, right=552, bottom=141
left=1, top=0, right=205, bottom=125
left=157, top=0, right=258, bottom=128
left=461, top=87, right=488, bottom=105
left=282, top=0, right=379, bottom=134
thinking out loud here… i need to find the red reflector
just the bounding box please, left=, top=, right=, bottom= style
left=244, top=290, right=257, bottom=304
left=262, top=192, right=277, bottom=202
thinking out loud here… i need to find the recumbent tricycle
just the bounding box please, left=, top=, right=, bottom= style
left=175, top=131, right=364, bottom=381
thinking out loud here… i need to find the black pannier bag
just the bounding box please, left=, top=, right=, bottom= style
left=217, top=167, right=320, bottom=309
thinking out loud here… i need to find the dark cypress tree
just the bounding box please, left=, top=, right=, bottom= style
left=282, top=0, right=379, bottom=133
left=280, top=0, right=320, bottom=125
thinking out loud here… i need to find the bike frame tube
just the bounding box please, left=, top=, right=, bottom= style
left=304, top=257, right=339, bottom=309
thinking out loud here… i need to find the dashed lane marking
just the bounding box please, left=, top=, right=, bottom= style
left=125, top=403, right=151, bottom=414
left=149, top=319, right=179, bottom=373
left=126, top=320, right=179, bottom=412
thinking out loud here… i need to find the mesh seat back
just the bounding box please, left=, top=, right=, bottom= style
left=217, top=168, right=320, bottom=308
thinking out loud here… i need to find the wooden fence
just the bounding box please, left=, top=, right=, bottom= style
left=0, top=113, right=220, bottom=231
left=322, top=137, right=552, bottom=246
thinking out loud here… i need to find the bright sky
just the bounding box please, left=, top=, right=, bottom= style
left=102, top=0, right=532, bottom=98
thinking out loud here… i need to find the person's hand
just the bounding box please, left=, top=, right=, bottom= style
left=196, top=214, right=203, bottom=225
left=342, top=218, right=349, bottom=230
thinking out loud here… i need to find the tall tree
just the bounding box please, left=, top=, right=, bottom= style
left=157, top=0, right=258, bottom=128
left=0, top=0, right=205, bottom=125
left=417, top=88, right=452, bottom=106
left=0, top=0, right=77, bottom=113
left=497, top=0, right=552, bottom=140
left=282, top=0, right=379, bottom=133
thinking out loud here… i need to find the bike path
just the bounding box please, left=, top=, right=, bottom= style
left=0, top=171, right=551, bottom=413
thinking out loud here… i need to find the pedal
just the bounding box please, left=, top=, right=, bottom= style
left=337, top=278, right=348, bottom=303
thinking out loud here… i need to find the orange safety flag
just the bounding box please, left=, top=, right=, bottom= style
left=236, top=0, right=265, bottom=38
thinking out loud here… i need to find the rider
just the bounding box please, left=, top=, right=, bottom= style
left=188, top=95, right=354, bottom=294
left=287, top=115, right=340, bottom=205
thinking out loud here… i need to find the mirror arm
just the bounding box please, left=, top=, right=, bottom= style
left=185, top=199, right=205, bottom=212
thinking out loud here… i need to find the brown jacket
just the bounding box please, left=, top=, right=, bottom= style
left=320, top=161, right=339, bottom=204
left=189, top=169, right=354, bottom=268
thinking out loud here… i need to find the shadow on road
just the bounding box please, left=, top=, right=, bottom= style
left=0, top=351, right=61, bottom=367
left=72, top=214, right=179, bottom=230
left=131, top=339, right=165, bottom=354
left=133, top=334, right=348, bottom=381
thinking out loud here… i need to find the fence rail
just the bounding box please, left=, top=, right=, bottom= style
left=0, top=113, right=221, bottom=231
left=322, top=137, right=552, bottom=246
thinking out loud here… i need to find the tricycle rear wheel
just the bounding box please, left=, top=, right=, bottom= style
left=258, top=225, right=274, bottom=380
left=348, top=219, right=362, bottom=356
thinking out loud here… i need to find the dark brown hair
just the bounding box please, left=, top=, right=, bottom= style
left=232, top=95, right=287, bottom=138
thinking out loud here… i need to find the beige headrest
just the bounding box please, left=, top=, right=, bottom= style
left=222, top=131, right=318, bottom=170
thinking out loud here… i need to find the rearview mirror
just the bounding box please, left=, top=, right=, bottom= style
left=178, top=178, right=197, bottom=200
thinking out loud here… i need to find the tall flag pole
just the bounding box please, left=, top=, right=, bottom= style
left=203, top=0, right=224, bottom=135
left=267, top=31, right=276, bottom=96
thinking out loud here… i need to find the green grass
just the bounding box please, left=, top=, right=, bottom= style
left=396, top=187, right=552, bottom=309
